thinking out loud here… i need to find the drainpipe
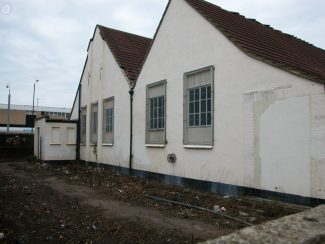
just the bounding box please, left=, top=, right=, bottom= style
left=129, top=88, right=134, bottom=172
left=76, top=84, right=81, bottom=161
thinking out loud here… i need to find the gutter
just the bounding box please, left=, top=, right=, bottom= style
left=76, top=84, right=82, bottom=161
left=129, top=87, right=134, bottom=172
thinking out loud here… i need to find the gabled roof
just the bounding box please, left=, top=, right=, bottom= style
left=97, top=25, right=152, bottom=82
left=184, top=0, right=325, bottom=83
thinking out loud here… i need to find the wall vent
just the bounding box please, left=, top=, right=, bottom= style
left=167, top=153, right=177, bottom=163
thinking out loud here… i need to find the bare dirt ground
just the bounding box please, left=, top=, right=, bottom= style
left=0, top=160, right=307, bottom=243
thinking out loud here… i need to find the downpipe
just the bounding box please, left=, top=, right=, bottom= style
left=76, top=84, right=81, bottom=161
left=129, top=88, right=134, bottom=173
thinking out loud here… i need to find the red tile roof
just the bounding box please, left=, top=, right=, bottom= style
left=97, top=25, right=152, bottom=82
left=184, top=0, right=325, bottom=83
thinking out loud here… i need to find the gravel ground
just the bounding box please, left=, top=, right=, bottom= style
left=0, top=160, right=306, bottom=243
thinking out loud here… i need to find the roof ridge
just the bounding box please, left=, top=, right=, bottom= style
left=97, top=24, right=151, bottom=41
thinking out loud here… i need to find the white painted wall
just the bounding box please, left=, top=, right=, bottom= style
left=34, top=118, right=77, bottom=161
left=133, top=0, right=325, bottom=199
left=79, top=27, right=131, bottom=167
left=260, top=96, right=310, bottom=196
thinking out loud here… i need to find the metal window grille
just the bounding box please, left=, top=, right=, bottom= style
left=184, top=66, right=214, bottom=146
left=80, top=107, right=87, bottom=143
left=146, top=80, right=166, bottom=145
left=105, top=108, right=113, bottom=132
left=188, top=85, right=212, bottom=127
left=90, top=103, right=98, bottom=143
left=102, top=97, right=114, bottom=144
left=149, top=96, right=165, bottom=129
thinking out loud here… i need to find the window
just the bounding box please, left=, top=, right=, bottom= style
left=90, top=103, right=98, bottom=144
left=149, top=96, right=165, bottom=129
left=102, top=97, right=114, bottom=144
left=80, top=106, right=87, bottom=144
left=67, top=127, right=76, bottom=144
left=146, top=80, right=166, bottom=145
left=184, top=66, right=214, bottom=146
left=51, top=127, right=60, bottom=144
left=188, top=85, right=212, bottom=127
left=105, top=108, right=113, bottom=132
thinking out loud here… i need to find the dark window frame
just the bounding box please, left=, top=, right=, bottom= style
left=80, top=106, right=87, bottom=144
left=90, top=102, right=98, bottom=144
left=188, top=84, right=212, bottom=128
left=183, top=66, right=214, bottom=146
left=149, top=95, right=165, bottom=130
left=145, top=80, right=167, bottom=145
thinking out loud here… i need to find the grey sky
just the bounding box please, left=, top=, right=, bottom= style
left=1, top=0, right=324, bottom=109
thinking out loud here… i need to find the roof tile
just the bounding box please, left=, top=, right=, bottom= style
left=98, top=25, right=152, bottom=82
left=185, top=0, right=325, bottom=83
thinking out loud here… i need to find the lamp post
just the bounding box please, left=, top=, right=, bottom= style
left=32, top=80, right=39, bottom=131
left=6, top=84, right=11, bottom=133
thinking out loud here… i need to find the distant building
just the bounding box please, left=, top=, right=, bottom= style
left=0, top=104, right=70, bottom=129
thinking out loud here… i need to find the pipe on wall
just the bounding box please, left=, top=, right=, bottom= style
left=129, top=88, right=134, bottom=172
left=76, top=84, right=82, bottom=161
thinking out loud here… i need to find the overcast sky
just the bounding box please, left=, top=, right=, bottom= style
left=1, top=0, right=324, bottom=109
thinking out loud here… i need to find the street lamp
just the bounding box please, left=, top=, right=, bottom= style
left=32, top=80, right=39, bottom=130
left=6, top=84, right=11, bottom=133
left=32, top=80, right=39, bottom=116
left=31, top=80, right=39, bottom=132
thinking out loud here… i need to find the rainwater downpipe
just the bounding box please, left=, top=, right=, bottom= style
left=129, top=87, right=134, bottom=173
left=76, top=83, right=82, bottom=161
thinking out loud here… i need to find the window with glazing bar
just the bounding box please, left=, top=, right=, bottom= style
left=183, top=66, right=214, bottom=146
left=90, top=102, right=98, bottom=144
left=150, top=96, right=165, bottom=129
left=80, top=106, right=87, bottom=144
left=102, top=97, right=114, bottom=144
left=188, top=85, right=212, bottom=127
left=146, top=80, right=166, bottom=145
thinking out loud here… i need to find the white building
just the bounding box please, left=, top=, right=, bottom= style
left=131, top=0, right=325, bottom=204
left=69, top=25, right=151, bottom=166
left=39, top=0, right=325, bottom=204
left=34, top=118, right=77, bottom=161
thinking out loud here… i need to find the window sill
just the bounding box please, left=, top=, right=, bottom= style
left=102, top=143, right=113, bottom=147
left=183, top=145, right=213, bottom=149
left=50, top=143, right=61, bottom=145
left=145, top=144, right=165, bottom=148
left=148, top=129, right=165, bottom=132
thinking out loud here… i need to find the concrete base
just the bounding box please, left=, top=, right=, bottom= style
left=202, top=205, right=325, bottom=244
